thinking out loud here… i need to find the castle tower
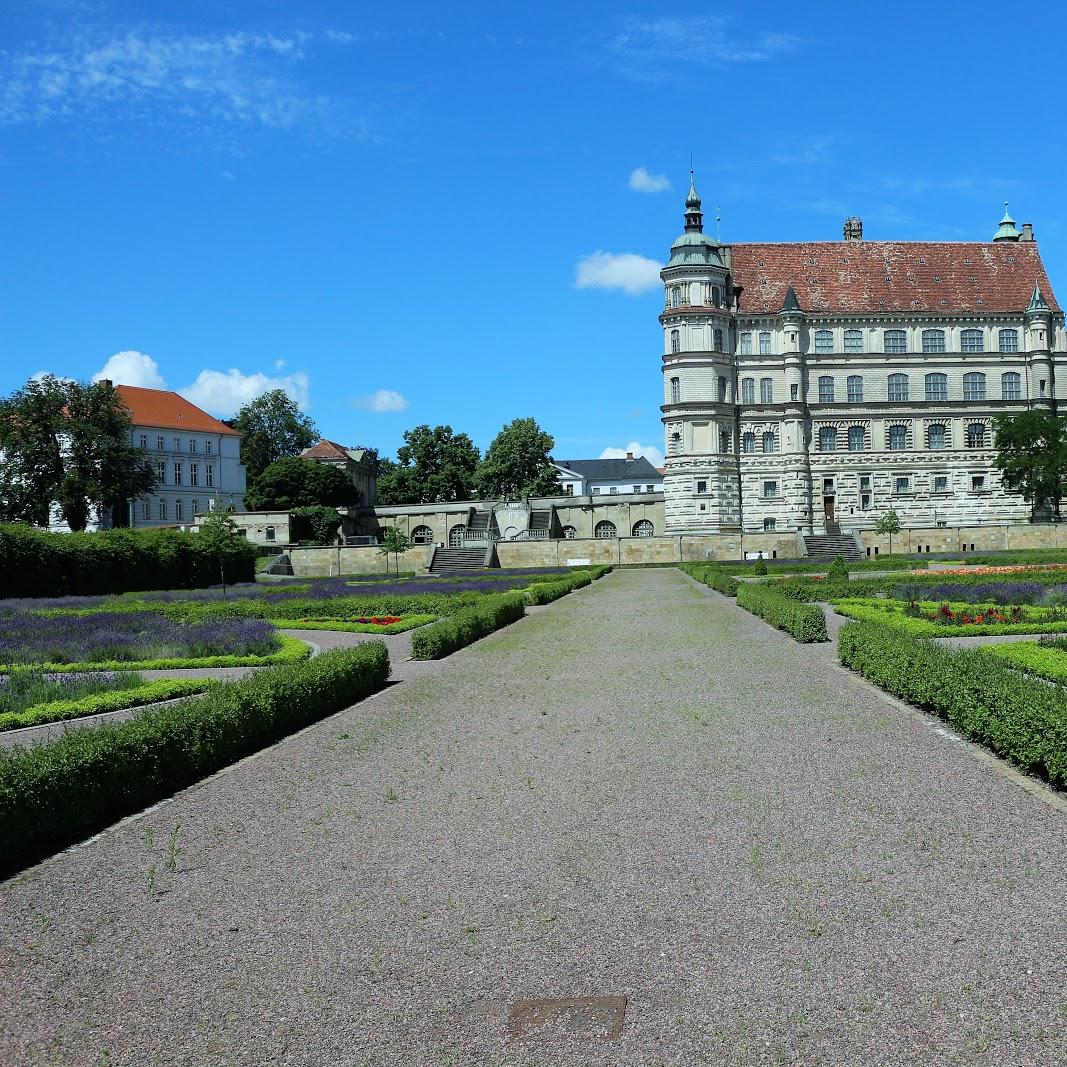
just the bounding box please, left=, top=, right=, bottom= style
left=1025, top=283, right=1054, bottom=408
left=661, top=174, right=740, bottom=533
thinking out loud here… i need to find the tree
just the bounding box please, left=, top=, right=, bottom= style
left=197, top=508, right=244, bottom=595
left=243, top=457, right=360, bottom=511
left=475, top=417, right=559, bottom=499
left=993, top=412, right=1067, bottom=520
left=875, top=509, right=901, bottom=555
left=232, top=390, right=317, bottom=481
left=290, top=505, right=343, bottom=546
left=378, top=526, right=411, bottom=577
left=0, top=375, right=155, bottom=531
left=376, top=425, right=481, bottom=505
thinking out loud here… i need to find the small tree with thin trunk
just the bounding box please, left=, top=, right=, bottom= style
left=197, top=508, right=243, bottom=596
left=379, top=526, right=411, bottom=578
left=875, top=509, right=901, bottom=555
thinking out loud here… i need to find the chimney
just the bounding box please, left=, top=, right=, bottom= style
left=1021, top=222, right=1035, bottom=242
left=843, top=217, right=863, bottom=242
left=626, top=451, right=634, bottom=460
left=101, top=379, right=113, bottom=389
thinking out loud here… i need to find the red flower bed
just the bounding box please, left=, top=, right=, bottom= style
left=354, top=616, right=402, bottom=626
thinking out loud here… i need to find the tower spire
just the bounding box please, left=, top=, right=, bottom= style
left=684, top=170, right=703, bottom=233
left=993, top=200, right=1020, bottom=242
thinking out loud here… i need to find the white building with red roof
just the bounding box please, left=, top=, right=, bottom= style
left=113, top=384, right=246, bottom=528
left=660, top=178, right=1063, bottom=545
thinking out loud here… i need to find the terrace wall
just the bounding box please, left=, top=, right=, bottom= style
left=859, top=522, right=1067, bottom=557
left=287, top=545, right=431, bottom=577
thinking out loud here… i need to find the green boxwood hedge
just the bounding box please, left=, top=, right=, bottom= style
left=0, top=524, right=257, bottom=599
left=680, top=564, right=739, bottom=597
left=0, top=642, right=390, bottom=876
left=978, top=640, right=1067, bottom=684
left=524, top=570, right=595, bottom=605
left=736, top=582, right=829, bottom=642
left=0, top=679, right=215, bottom=732
left=271, top=615, right=436, bottom=634
left=838, top=620, right=1067, bottom=787
left=410, top=592, right=526, bottom=659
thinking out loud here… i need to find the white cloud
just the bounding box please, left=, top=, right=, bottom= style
left=352, top=389, right=409, bottom=413
left=273, top=358, right=287, bottom=369
left=575, top=251, right=662, bottom=295
left=600, top=442, right=664, bottom=468
left=92, top=350, right=167, bottom=389
left=180, top=369, right=311, bottom=417
left=628, top=166, right=671, bottom=193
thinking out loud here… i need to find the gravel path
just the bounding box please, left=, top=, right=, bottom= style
left=1, top=570, right=1065, bottom=1065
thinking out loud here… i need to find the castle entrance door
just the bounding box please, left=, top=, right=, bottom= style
left=823, top=496, right=836, bottom=525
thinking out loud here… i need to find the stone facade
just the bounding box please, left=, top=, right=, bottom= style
left=659, top=182, right=1064, bottom=535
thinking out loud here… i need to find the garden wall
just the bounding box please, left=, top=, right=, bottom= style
left=858, top=522, right=1067, bottom=558
left=287, top=544, right=431, bottom=577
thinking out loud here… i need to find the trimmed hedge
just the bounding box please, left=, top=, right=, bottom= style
left=0, top=524, right=257, bottom=599
left=410, top=593, right=526, bottom=660
left=831, top=598, right=1067, bottom=638
left=736, top=582, right=829, bottom=642
left=0, top=679, right=215, bottom=732
left=838, top=620, right=1067, bottom=787
left=978, top=641, right=1067, bottom=684
left=0, top=642, right=390, bottom=875
left=271, top=615, right=436, bottom=634
left=524, top=570, right=594, bottom=605
left=680, top=564, right=739, bottom=597
left=0, top=632, right=311, bottom=674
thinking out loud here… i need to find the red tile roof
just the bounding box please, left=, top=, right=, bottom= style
left=730, top=241, right=1060, bottom=316
left=114, top=385, right=240, bottom=436
left=300, top=439, right=350, bottom=460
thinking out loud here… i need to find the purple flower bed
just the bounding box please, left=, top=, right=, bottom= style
left=894, top=580, right=1060, bottom=606
left=0, top=669, right=141, bottom=713
left=0, top=612, right=279, bottom=665
left=0, top=594, right=111, bottom=615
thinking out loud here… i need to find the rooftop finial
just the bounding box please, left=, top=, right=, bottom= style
left=993, top=201, right=1020, bottom=242
left=715, top=205, right=721, bottom=243
left=683, top=168, right=703, bottom=232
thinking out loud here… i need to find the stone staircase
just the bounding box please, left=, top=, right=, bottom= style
left=466, top=511, right=493, bottom=539
left=802, top=532, right=864, bottom=562
left=528, top=509, right=553, bottom=537
left=429, top=546, right=490, bottom=574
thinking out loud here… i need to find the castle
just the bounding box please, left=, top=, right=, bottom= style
left=659, top=177, right=1062, bottom=535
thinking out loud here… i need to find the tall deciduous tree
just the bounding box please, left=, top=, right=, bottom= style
left=875, top=508, right=901, bottom=554
left=475, top=417, right=558, bottom=499
left=243, top=457, right=360, bottom=510
left=993, top=412, right=1067, bottom=520
left=0, top=375, right=155, bottom=531
left=232, top=390, right=317, bottom=480
left=376, top=425, right=481, bottom=505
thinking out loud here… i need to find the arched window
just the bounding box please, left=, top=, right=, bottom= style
left=844, top=329, right=863, bottom=353
left=963, top=372, right=986, bottom=400
left=966, top=422, right=987, bottom=448
left=888, top=373, right=909, bottom=402
left=670, top=329, right=680, bottom=354
left=847, top=375, right=864, bottom=403
left=562, top=525, right=577, bottom=539
left=884, top=329, right=907, bottom=353
left=670, top=285, right=681, bottom=308
left=411, top=525, right=434, bottom=544
left=848, top=426, right=865, bottom=451
left=961, top=328, right=984, bottom=353
left=925, top=372, right=948, bottom=401
left=632, top=519, right=654, bottom=538
left=999, top=328, right=1019, bottom=353
left=758, top=331, right=772, bottom=354
left=759, top=378, right=773, bottom=403
left=814, top=329, right=833, bottom=354
left=922, top=329, right=946, bottom=353
left=762, top=431, right=776, bottom=453
left=741, top=377, right=755, bottom=403
left=1002, top=371, right=1021, bottom=400
left=927, top=424, right=947, bottom=450
left=819, top=426, right=838, bottom=451
left=714, top=328, right=724, bottom=352
left=818, top=376, right=835, bottom=403
left=448, top=524, right=466, bottom=547
left=888, top=424, right=908, bottom=450
left=742, top=432, right=756, bottom=453
left=670, top=377, right=681, bottom=403
left=717, top=376, right=727, bottom=402
left=594, top=520, right=617, bottom=539
left=175, top=499, right=183, bottom=521
left=739, top=332, right=753, bottom=355
left=763, top=517, right=776, bottom=532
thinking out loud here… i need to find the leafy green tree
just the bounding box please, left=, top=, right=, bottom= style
left=0, top=375, right=155, bottom=531
left=376, top=425, right=481, bottom=505
left=197, top=508, right=244, bottom=595
left=378, top=526, right=411, bottom=577
left=475, top=417, right=558, bottom=499
left=232, top=389, right=317, bottom=481
left=290, top=505, right=343, bottom=546
left=993, top=411, right=1067, bottom=520
left=875, top=509, right=901, bottom=554
left=243, top=457, right=360, bottom=511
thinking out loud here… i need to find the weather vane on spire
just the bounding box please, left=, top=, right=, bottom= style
left=716, top=205, right=721, bottom=243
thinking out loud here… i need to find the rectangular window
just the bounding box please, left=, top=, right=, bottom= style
left=174, top=463, right=182, bottom=486
left=141, top=499, right=151, bottom=519
left=961, top=330, right=984, bottom=353
left=189, top=440, right=197, bottom=454
left=860, top=476, right=871, bottom=491
left=847, top=377, right=863, bottom=403
left=999, top=329, right=1019, bottom=353
left=205, top=441, right=213, bottom=454
left=592, top=487, right=601, bottom=495
left=206, top=465, right=214, bottom=487
left=175, top=499, right=183, bottom=521
left=814, top=330, right=834, bottom=354
left=762, top=480, right=778, bottom=497
left=844, top=330, right=863, bottom=353
left=157, top=461, right=166, bottom=484
left=760, top=378, right=773, bottom=404
left=971, top=475, right=986, bottom=492
left=633, top=485, right=642, bottom=493
left=819, top=378, right=835, bottom=403
left=139, top=434, right=147, bottom=449
left=895, top=476, right=911, bottom=493
left=156, top=436, right=165, bottom=450
left=265, top=526, right=276, bottom=542
left=159, top=499, right=167, bottom=520
left=861, top=494, right=871, bottom=511
left=758, top=331, right=772, bottom=355
left=742, top=379, right=755, bottom=403
left=823, top=478, right=834, bottom=493
left=609, top=486, right=618, bottom=494
left=934, top=475, right=949, bottom=493
left=696, top=480, right=708, bottom=494
left=790, top=384, right=799, bottom=401
left=174, top=438, right=181, bottom=451
left=646, top=484, right=654, bottom=492
left=740, top=332, right=752, bottom=355
left=190, top=463, right=198, bottom=486
left=884, top=331, right=907, bottom=354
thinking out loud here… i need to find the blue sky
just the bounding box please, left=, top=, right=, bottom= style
left=2, top=0, right=1065, bottom=467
